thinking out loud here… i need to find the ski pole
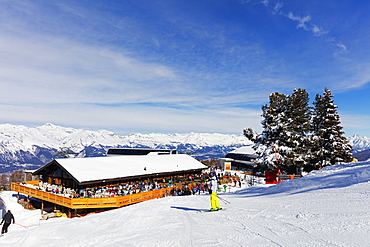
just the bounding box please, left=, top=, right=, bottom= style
left=218, top=197, right=230, bottom=204
left=217, top=195, right=230, bottom=204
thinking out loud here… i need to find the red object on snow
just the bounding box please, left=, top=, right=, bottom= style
left=265, top=172, right=281, bottom=184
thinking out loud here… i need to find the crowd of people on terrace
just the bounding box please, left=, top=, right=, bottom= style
left=22, top=181, right=78, bottom=198
left=20, top=173, right=216, bottom=199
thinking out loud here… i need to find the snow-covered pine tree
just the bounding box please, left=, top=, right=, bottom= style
left=252, top=92, right=291, bottom=171
left=310, top=88, right=352, bottom=168
left=284, top=89, right=312, bottom=173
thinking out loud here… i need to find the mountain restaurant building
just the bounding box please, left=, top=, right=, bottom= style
left=219, top=145, right=258, bottom=172
left=11, top=153, right=207, bottom=217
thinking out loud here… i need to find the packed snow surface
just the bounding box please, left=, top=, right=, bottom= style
left=1, top=161, right=370, bottom=246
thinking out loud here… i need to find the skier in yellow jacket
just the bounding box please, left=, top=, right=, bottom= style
left=209, top=175, right=221, bottom=211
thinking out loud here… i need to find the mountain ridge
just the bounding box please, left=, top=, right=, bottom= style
left=0, top=123, right=251, bottom=173
left=0, top=123, right=369, bottom=173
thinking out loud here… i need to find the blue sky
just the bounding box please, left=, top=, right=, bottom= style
left=0, top=0, right=369, bottom=137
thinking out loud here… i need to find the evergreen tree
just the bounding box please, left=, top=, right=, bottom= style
left=284, top=89, right=312, bottom=173
left=245, top=87, right=352, bottom=173
left=250, top=92, right=291, bottom=171
left=310, top=88, right=352, bottom=168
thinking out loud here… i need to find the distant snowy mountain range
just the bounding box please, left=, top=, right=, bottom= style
left=0, top=123, right=251, bottom=173
left=347, top=134, right=370, bottom=152
left=0, top=123, right=369, bottom=173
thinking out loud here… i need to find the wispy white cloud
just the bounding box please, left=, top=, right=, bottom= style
left=331, top=39, right=349, bottom=56
left=336, top=42, right=347, bottom=52
left=0, top=103, right=262, bottom=135
left=0, top=27, right=272, bottom=135
left=250, top=1, right=344, bottom=55
left=0, top=0, right=368, bottom=136
left=334, top=63, right=370, bottom=91
left=341, top=113, right=370, bottom=137
left=0, top=33, right=181, bottom=105
left=287, top=12, right=328, bottom=37
left=272, top=2, right=283, bottom=15
left=311, top=24, right=328, bottom=36
left=261, top=0, right=269, bottom=7
left=286, top=11, right=352, bottom=58
left=287, top=12, right=311, bottom=30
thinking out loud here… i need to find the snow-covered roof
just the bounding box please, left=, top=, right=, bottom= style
left=230, top=145, right=255, bottom=154
left=24, top=169, right=37, bottom=173
left=49, top=154, right=207, bottom=184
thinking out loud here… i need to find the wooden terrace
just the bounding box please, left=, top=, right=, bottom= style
left=11, top=180, right=183, bottom=215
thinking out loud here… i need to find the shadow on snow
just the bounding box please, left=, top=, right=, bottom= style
left=233, top=161, right=370, bottom=198
left=170, top=206, right=208, bottom=212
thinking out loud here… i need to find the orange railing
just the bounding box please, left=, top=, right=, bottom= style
left=11, top=181, right=180, bottom=209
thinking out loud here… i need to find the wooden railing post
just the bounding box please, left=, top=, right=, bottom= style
left=41, top=200, right=44, bottom=215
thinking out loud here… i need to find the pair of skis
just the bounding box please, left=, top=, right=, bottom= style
left=202, top=195, right=231, bottom=212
